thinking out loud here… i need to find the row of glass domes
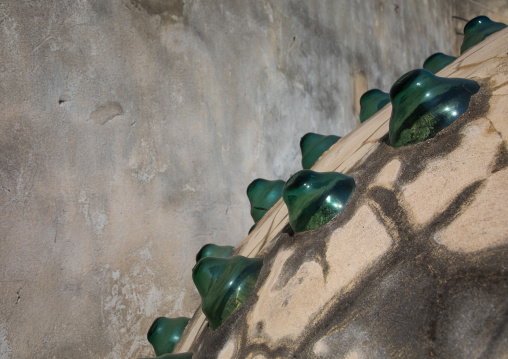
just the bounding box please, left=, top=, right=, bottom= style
left=141, top=15, right=505, bottom=359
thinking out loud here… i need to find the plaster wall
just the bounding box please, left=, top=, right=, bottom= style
left=0, top=0, right=499, bottom=357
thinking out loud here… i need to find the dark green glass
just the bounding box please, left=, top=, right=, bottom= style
left=359, top=89, right=391, bottom=123
left=388, top=69, right=480, bottom=148
left=248, top=224, right=255, bottom=234
left=195, top=244, right=234, bottom=262
left=423, top=53, right=457, bottom=74
left=282, top=170, right=355, bottom=233
left=147, top=317, right=190, bottom=356
left=192, top=255, right=263, bottom=330
left=461, top=15, right=507, bottom=54
left=300, top=133, right=341, bottom=169
left=141, top=353, right=193, bottom=359
left=247, top=178, right=285, bottom=223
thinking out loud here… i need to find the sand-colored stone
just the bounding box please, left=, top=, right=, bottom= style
left=245, top=206, right=392, bottom=345
left=313, top=111, right=390, bottom=173
left=249, top=354, right=269, bottom=359
left=439, top=27, right=508, bottom=78
left=312, top=321, right=387, bottom=358
left=488, top=95, right=508, bottom=145
left=313, top=339, right=330, bottom=356
left=434, top=167, right=508, bottom=252
left=244, top=248, right=295, bottom=341
left=249, top=259, right=326, bottom=343
left=217, top=338, right=237, bottom=359
left=237, top=201, right=289, bottom=257
left=401, top=118, right=503, bottom=225
left=325, top=205, right=393, bottom=290
left=374, top=159, right=402, bottom=186
left=344, top=351, right=361, bottom=359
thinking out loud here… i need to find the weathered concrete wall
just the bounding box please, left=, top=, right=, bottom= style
left=0, top=0, right=498, bottom=357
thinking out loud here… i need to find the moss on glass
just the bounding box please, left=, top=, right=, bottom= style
left=247, top=178, right=285, bottom=223
left=300, top=133, right=341, bottom=169
left=282, top=170, right=355, bottom=233
left=461, top=15, right=507, bottom=54
left=147, top=317, right=190, bottom=356
left=192, top=255, right=263, bottom=330
left=389, top=69, right=479, bottom=148
left=423, top=53, right=457, bottom=74
left=359, top=89, right=390, bottom=123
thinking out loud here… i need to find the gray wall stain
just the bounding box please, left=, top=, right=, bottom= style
left=89, top=101, right=124, bottom=125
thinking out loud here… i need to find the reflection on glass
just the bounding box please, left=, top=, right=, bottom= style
left=192, top=255, right=263, bottom=330
left=283, top=170, right=355, bottom=232
left=423, top=53, right=457, bottom=74
left=147, top=317, right=190, bottom=356
left=247, top=178, right=285, bottom=223
left=461, top=15, right=507, bottom=54
left=300, top=133, right=341, bottom=169
left=195, top=244, right=234, bottom=262
left=359, top=89, right=390, bottom=123
left=389, top=69, right=479, bottom=148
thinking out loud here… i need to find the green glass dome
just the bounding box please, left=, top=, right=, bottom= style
left=300, top=133, right=341, bottom=169
left=147, top=317, right=190, bottom=356
left=359, top=89, right=390, bottom=123
left=195, top=244, right=234, bottom=262
left=423, top=53, right=457, bottom=74
left=461, top=15, right=507, bottom=54
left=192, top=255, right=263, bottom=330
left=282, top=170, right=355, bottom=233
left=247, top=178, right=285, bottom=223
left=141, top=353, right=193, bottom=359
left=389, top=69, right=479, bottom=148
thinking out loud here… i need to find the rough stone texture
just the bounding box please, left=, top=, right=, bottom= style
left=0, top=0, right=504, bottom=358
left=176, top=30, right=508, bottom=358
